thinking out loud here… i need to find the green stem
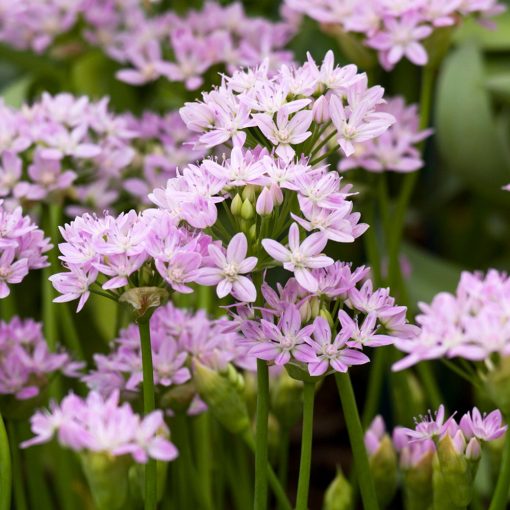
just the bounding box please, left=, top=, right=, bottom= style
left=488, top=418, right=510, bottom=510
left=193, top=414, right=214, bottom=510
left=0, top=414, right=11, bottom=510
left=416, top=363, right=442, bottom=409
left=277, top=430, right=289, bottom=497
left=173, top=413, right=194, bottom=509
left=60, top=303, right=84, bottom=359
left=335, top=373, right=379, bottom=510
left=361, top=348, right=388, bottom=428
left=254, top=359, right=269, bottom=510
left=8, top=421, right=27, bottom=510
left=388, top=66, right=435, bottom=296
left=138, top=319, right=157, bottom=510
left=295, top=382, right=315, bottom=510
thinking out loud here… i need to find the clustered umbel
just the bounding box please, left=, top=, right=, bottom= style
left=393, top=269, right=510, bottom=370
left=0, top=201, right=51, bottom=298
left=83, top=302, right=249, bottom=414
left=0, top=317, right=82, bottom=401
left=0, top=1, right=296, bottom=90
left=0, top=95, right=202, bottom=215
left=364, top=406, right=507, bottom=509
left=339, top=97, right=432, bottom=174
left=235, top=263, right=418, bottom=376
left=286, top=0, right=505, bottom=70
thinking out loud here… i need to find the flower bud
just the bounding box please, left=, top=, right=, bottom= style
left=242, top=184, right=256, bottom=203
left=465, top=437, right=481, bottom=461
left=369, top=435, right=398, bottom=509
left=270, top=369, right=303, bottom=430
left=433, top=434, right=473, bottom=508
left=312, top=94, right=330, bottom=124
left=299, top=300, right=312, bottom=322
left=270, top=184, right=284, bottom=206
left=241, top=198, right=255, bottom=220
left=80, top=452, right=131, bottom=510
left=193, top=360, right=250, bottom=435
left=319, top=309, right=334, bottom=329
left=248, top=224, right=257, bottom=241
left=323, top=468, right=352, bottom=510
left=256, top=187, right=274, bottom=216
left=231, top=194, right=243, bottom=216
left=402, top=450, right=434, bottom=510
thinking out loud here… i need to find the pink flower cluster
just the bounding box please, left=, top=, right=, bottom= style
left=0, top=317, right=82, bottom=400
left=0, top=94, right=203, bottom=215
left=236, top=262, right=418, bottom=376
left=83, top=302, right=250, bottom=413
left=339, top=97, right=432, bottom=173
left=0, top=1, right=295, bottom=90
left=393, top=270, right=510, bottom=371
left=366, top=405, right=507, bottom=471
left=22, top=390, right=178, bottom=464
left=286, top=0, right=505, bottom=70
left=50, top=209, right=217, bottom=311
left=0, top=201, right=51, bottom=298
left=180, top=50, right=394, bottom=159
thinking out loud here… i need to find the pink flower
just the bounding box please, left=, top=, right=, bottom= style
left=262, top=223, right=334, bottom=292
left=0, top=249, right=28, bottom=298
left=303, top=316, right=370, bottom=376
left=367, top=12, right=433, bottom=70
left=460, top=408, right=507, bottom=442
left=253, top=107, right=313, bottom=161
left=196, top=233, right=258, bottom=302
left=249, top=304, right=315, bottom=365
left=50, top=268, right=98, bottom=312
left=402, top=405, right=454, bottom=441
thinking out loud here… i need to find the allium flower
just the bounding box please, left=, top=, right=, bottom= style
left=393, top=270, right=510, bottom=370
left=301, top=316, right=370, bottom=375
left=401, top=405, right=453, bottom=441
left=262, top=223, right=333, bottom=292
left=459, top=408, right=507, bottom=442
left=0, top=317, right=81, bottom=401
left=83, top=303, right=246, bottom=412
left=197, top=233, right=258, bottom=302
left=0, top=202, right=51, bottom=297
left=339, top=97, right=433, bottom=174
left=286, top=0, right=505, bottom=70
left=22, top=390, right=178, bottom=463
left=50, top=209, right=211, bottom=312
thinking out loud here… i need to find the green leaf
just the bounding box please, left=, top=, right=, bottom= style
left=435, top=42, right=510, bottom=197
left=0, top=76, right=31, bottom=107
left=402, top=243, right=462, bottom=306
left=453, top=13, right=510, bottom=52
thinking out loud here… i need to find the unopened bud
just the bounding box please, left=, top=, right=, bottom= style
left=242, top=184, right=256, bottom=202
left=231, top=194, right=243, bottom=216
left=160, top=382, right=196, bottom=413
left=193, top=360, right=250, bottom=435
left=256, top=187, right=274, bottom=216
left=299, top=300, right=312, bottom=322
left=434, top=434, right=473, bottom=508
left=270, top=184, right=283, bottom=206
left=465, top=437, right=481, bottom=461
left=248, top=224, right=257, bottom=241
left=312, top=94, right=330, bottom=124
left=80, top=452, right=131, bottom=510
left=241, top=199, right=255, bottom=220
left=323, top=468, right=352, bottom=510
left=402, top=450, right=434, bottom=510
left=319, top=309, right=334, bottom=328
left=369, top=435, right=398, bottom=509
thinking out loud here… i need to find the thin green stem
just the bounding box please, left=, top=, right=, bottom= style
left=254, top=359, right=269, bottom=510
left=416, top=363, right=442, bottom=409
left=8, top=421, right=27, bottom=510
left=277, top=430, right=289, bottom=498
left=489, top=415, right=510, bottom=510
left=60, top=303, right=84, bottom=359
left=173, top=413, right=194, bottom=509
left=309, top=143, right=340, bottom=166
left=440, top=359, right=481, bottom=389
left=295, top=382, right=315, bottom=510
left=0, top=414, right=11, bottom=510
left=193, top=414, right=214, bottom=510
left=138, top=319, right=157, bottom=510
left=335, top=373, right=379, bottom=510
left=361, top=348, right=388, bottom=428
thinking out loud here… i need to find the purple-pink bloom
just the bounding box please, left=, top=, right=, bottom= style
left=262, top=223, right=334, bottom=292
left=196, top=233, right=258, bottom=302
